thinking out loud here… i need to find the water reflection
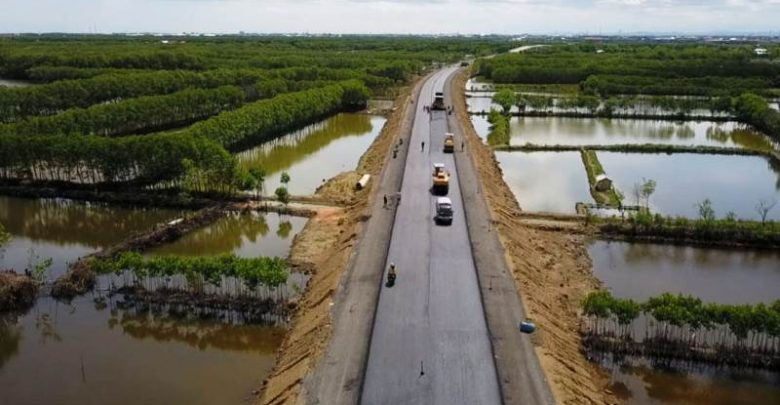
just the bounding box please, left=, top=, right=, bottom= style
left=237, top=113, right=385, bottom=195
left=0, top=196, right=182, bottom=278
left=508, top=117, right=773, bottom=149
left=496, top=151, right=591, bottom=213
left=148, top=211, right=306, bottom=258
left=599, top=153, right=780, bottom=221
left=0, top=296, right=282, bottom=405
left=589, top=241, right=780, bottom=304
left=595, top=355, right=780, bottom=405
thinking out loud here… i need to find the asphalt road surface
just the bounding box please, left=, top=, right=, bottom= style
left=360, top=67, right=502, bottom=405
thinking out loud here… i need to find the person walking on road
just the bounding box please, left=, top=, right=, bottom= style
left=383, top=194, right=388, bottom=208
left=421, top=141, right=425, bottom=152
left=461, top=141, right=465, bottom=151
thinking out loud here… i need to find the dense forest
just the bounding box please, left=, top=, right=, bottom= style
left=0, top=35, right=511, bottom=192
left=478, top=44, right=780, bottom=97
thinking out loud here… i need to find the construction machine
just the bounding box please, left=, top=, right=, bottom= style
left=443, top=133, right=455, bottom=153
left=432, top=163, right=450, bottom=195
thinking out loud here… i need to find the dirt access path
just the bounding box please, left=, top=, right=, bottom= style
left=450, top=69, right=616, bottom=405
left=257, top=73, right=429, bottom=405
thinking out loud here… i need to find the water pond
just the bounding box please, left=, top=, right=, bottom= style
left=0, top=296, right=283, bottom=405
left=599, top=152, right=780, bottom=221
left=588, top=240, right=780, bottom=404
left=588, top=240, right=780, bottom=304
left=148, top=211, right=306, bottom=258
left=237, top=113, right=386, bottom=195
left=496, top=151, right=590, bottom=214
left=0, top=196, right=182, bottom=279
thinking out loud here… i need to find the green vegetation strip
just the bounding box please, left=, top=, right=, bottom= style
left=90, top=252, right=289, bottom=290
left=495, top=144, right=777, bottom=160
left=582, top=290, right=780, bottom=368
left=0, top=69, right=267, bottom=123
left=595, top=214, right=780, bottom=248
left=486, top=109, right=510, bottom=146
left=0, top=86, right=245, bottom=137
left=580, top=150, right=621, bottom=205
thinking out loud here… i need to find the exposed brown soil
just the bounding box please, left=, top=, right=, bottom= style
left=453, top=71, right=616, bottom=405
left=0, top=271, right=38, bottom=310
left=257, top=79, right=418, bottom=405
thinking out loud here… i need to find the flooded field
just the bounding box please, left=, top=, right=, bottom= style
left=469, top=115, right=774, bottom=151
left=0, top=196, right=182, bottom=279
left=588, top=240, right=780, bottom=304
left=0, top=296, right=284, bottom=405
left=237, top=113, right=385, bottom=195
left=598, top=357, right=780, bottom=405
left=495, top=150, right=780, bottom=218
left=496, top=151, right=590, bottom=213
left=599, top=152, right=780, bottom=221
left=507, top=117, right=774, bottom=150
left=589, top=240, right=780, bottom=404
left=148, top=211, right=306, bottom=258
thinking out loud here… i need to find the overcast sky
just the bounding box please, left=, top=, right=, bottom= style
left=2, top=0, right=779, bottom=35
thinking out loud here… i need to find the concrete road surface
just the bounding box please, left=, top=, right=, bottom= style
left=360, top=68, right=501, bottom=405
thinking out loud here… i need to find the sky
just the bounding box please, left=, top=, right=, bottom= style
left=1, top=0, right=779, bottom=35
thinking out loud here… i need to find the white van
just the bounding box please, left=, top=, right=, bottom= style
left=435, top=197, right=453, bottom=225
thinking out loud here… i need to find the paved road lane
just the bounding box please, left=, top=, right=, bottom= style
left=361, top=68, right=501, bottom=405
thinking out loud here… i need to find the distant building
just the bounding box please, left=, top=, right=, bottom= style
left=754, top=47, right=769, bottom=56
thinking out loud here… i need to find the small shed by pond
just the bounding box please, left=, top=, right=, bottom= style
left=594, top=174, right=613, bottom=192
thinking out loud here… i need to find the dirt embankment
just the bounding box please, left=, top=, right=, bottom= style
left=453, top=71, right=616, bottom=405
left=257, top=79, right=418, bottom=405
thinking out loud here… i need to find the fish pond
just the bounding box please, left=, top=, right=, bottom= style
left=237, top=113, right=385, bottom=195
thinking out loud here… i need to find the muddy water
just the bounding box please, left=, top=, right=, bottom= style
left=588, top=240, right=780, bottom=304
left=599, top=152, right=780, bottom=221
left=148, top=211, right=306, bottom=258
left=237, top=113, right=386, bottom=195
left=496, top=151, right=591, bottom=213
left=0, top=196, right=182, bottom=279
left=589, top=240, right=780, bottom=403
left=508, top=117, right=774, bottom=150
left=0, top=296, right=284, bottom=405
left=599, top=357, right=780, bottom=405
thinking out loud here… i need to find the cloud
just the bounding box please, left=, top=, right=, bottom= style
left=0, top=0, right=779, bottom=34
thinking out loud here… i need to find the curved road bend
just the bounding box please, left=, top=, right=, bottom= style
left=360, top=67, right=501, bottom=405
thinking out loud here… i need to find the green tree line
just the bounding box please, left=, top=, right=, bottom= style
left=0, top=69, right=269, bottom=122
left=185, top=80, right=370, bottom=150
left=0, top=131, right=238, bottom=191
left=0, top=86, right=245, bottom=137
left=583, top=290, right=780, bottom=355
left=89, top=252, right=289, bottom=295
